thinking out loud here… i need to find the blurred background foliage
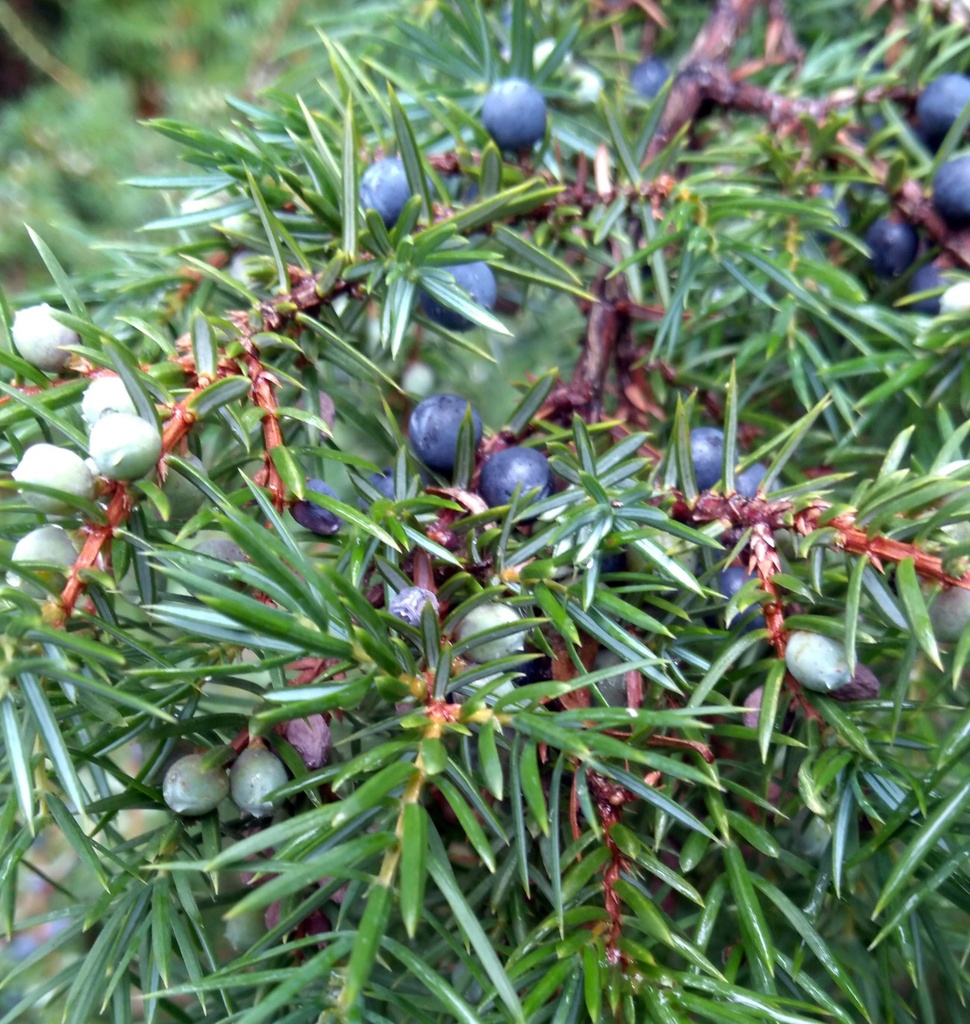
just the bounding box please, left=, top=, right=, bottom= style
left=0, top=0, right=350, bottom=288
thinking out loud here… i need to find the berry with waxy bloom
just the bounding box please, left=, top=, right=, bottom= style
left=81, top=376, right=137, bottom=429
left=291, top=479, right=342, bottom=536
left=13, top=444, right=95, bottom=514
left=89, top=412, right=162, bottom=481
left=481, top=78, right=547, bottom=150
left=162, top=753, right=229, bottom=816
left=11, top=303, right=78, bottom=373
left=358, top=157, right=412, bottom=228
left=456, top=602, right=527, bottom=663
left=230, top=746, right=288, bottom=818
left=420, top=262, right=497, bottom=332
left=478, top=446, right=553, bottom=509
left=408, top=393, right=482, bottom=474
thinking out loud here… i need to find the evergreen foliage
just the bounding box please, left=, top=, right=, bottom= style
left=2, top=1, right=970, bottom=1022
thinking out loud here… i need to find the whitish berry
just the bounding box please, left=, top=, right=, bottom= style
left=11, top=303, right=78, bottom=373
left=930, top=586, right=970, bottom=643
left=7, top=525, right=77, bottom=596
left=13, top=444, right=95, bottom=514
left=784, top=631, right=852, bottom=693
left=89, top=413, right=161, bottom=481
left=569, top=65, right=603, bottom=105
left=225, top=906, right=265, bottom=951
left=941, top=280, right=970, bottom=314
left=401, top=361, right=436, bottom=397
left=389, top=586, right=439, bottom=627
left=80, top=376, right=137, bottom=429
left=230, top=746, right=288, bottom=817
left=162, top=753, right=229, bottom=815
left=408, top=393, right=483, bottom=474
left=420, top=261, right=497, bottom=332
left=456, top=602, right=527, bottom=663
left=481, top=78, right=547, bottom=151
left=359, top=157, right=413, bottom=229
left=479, top=447, right=553, bottom=509
left=291, top=479, right=342, bottom=536
left=159, top=453, right=207, bottom=520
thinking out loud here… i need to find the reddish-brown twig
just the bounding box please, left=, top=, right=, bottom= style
left=55, top=397, right=201, bottom=621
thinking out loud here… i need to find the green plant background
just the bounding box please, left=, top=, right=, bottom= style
left=1, top=1, right=970, bottom=1022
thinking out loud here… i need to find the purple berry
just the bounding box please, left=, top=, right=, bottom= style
left=631, top=56, right=669, bottom=100
left=689, top=427, right=725, bottom=491
left=408, top=393, right=483, bottom=474
left=481, top=78, right=547, bottom=150
left=479, top=447, right=553, bottom=509
left=420, top=261, right=497, bottom=332
left=717, top=566, right=765, bottom=633
left=865, top=219, right=919, bottom=278
left=291, top=479, right=342, bottom=536
left=906, top=263, right=945, bottom=315
left=736, top=462, right=768, bottom=498
left=916, top=73, right=970, bottom=150
left=742, top=686, right=763, bottom=729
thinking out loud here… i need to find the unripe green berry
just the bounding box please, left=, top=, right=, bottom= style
left=159, top=453, right=208, bottom=520
left=11, top=303, right=78, bottom=373
left=230, top=746, right=288, bottom=817
left=224, top=905, right=265, bottom=951
left=89, top=412, right=162, bottom=481
left=7, top=525, right=78, bottom=596
left=795, top=814, right=833, bottom=860
left=13, top=444, right=95, bottom=513
left=591, top=650, right=627, bottom=706
left=456, top=602, right=527, bottom=664
left=930, top=587, right=970, bottom=643
left=81, top=376, right=137, bottom=429
left=192, top=534, right=247, bottom=587
left=784, top=631, right=852, bottom=693
left=162, top=753, right=229, bottom=815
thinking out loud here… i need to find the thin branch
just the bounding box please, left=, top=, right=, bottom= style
left=56, top=398, right=199, bottom=621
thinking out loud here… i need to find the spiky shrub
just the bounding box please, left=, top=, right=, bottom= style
left=2, top=1, right=970, bottom=1022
